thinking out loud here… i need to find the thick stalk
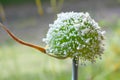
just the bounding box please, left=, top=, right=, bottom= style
left=72, top=57, right=79, bottom=80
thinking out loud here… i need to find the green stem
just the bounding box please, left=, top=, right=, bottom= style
left=72, top=56, right=79, bottom=80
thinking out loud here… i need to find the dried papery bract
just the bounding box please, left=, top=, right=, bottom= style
left=0, top=23, right=68, bottom=59
left=0, top=23, right=45, bottom=52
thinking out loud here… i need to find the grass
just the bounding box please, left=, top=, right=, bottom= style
left=0, top=43, right=72, bottom=80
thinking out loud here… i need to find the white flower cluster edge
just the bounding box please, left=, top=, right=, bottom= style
left=43, top=12, right=105, bottom=63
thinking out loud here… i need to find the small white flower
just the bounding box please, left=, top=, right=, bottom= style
left=85, top=39, right=90, bottom=43
left=101, top=31, right=106, bottom=35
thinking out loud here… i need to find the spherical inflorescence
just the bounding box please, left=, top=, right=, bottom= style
left=43, top=12, right=105, bottom=62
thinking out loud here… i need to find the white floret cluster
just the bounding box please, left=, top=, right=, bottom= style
left=43, top=12, right=105, bottom=62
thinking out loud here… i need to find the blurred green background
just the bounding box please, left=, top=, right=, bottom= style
left=0, top=0, right=120, bottom=80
